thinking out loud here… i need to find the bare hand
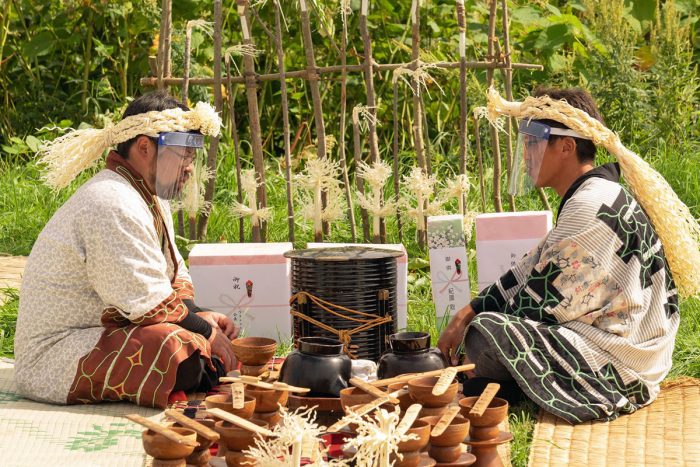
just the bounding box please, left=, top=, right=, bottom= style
left=207, top=326, right=237, bottom=373
left=437, top=305, right=474, bottom=365
left=199, top=311, right=239, bottom=340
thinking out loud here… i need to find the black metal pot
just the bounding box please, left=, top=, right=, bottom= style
left=376, top=332, right=448, bottom=379
left=279, top=337, right=352, bottom=397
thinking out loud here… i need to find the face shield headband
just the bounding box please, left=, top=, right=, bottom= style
left=155, top=131, right=205, bottom=200
left=508, top=120, right=591, bottom=196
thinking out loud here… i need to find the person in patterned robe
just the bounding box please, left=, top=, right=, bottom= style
left=15, top=92, right=238, bottom=408
left=438, top=88, right=679, bottom=423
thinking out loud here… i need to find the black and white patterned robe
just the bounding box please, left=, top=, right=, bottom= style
left=469, top=163, right=679, bottom=423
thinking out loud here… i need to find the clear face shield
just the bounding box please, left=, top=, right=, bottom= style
left=155, top=131, right=205, bottom=200
left=509, top=120, right=589, bottom=196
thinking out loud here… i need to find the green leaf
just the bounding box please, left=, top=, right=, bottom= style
left=22, top=31, right=55, bottom=60
left=628, top=0, right=657, bottom=23
left=25, top=135, right=41, bottom=153
left=511, top=6, right=542, bottom=26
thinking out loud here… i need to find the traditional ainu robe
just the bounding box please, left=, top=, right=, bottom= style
left=15, top=152, right=211, bottom=408
left=468, top=163, right=679, bottom=423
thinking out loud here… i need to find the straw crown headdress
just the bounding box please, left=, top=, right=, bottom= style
left=38, top=102, right=222, bottom=190
left=476, top=87, right=700, bottom=299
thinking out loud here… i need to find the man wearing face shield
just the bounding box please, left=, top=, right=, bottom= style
left=15, top=92, right=238, bottom=408
left=438, top=87, right=680, bottom=424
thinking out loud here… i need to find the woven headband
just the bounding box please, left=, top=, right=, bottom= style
left=38, top=102, right=222, bottom=190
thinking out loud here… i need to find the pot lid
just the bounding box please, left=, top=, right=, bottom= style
left=285, top=246, right=404, bottom=261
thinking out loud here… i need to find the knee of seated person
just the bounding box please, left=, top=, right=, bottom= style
left=462, top=325, right=491, bottom=362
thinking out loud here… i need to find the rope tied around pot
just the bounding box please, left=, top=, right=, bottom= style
left=289, top=291, right=393, bottom=359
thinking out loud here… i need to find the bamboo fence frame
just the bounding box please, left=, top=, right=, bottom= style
left=143, top=0, right=544, bottom=243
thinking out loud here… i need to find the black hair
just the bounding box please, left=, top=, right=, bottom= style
left=116, top=91, right=189, bottom=159
left=532, top=87, right=604, bottom=163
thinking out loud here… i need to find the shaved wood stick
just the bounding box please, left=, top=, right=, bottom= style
left=352, top=114, right=371, bottom=241
left=165, top=409, right=220, bottom=441
left=431, top=406, right=460, bottom=437
left=326, top=395, right=392, bottom=433
left=226, top=60, right=245, bottom=243
left=396, top=404, right=422, bottom=436
left=410, top=0, right=426, bottom=171
left=457, top=0, right=469, bottom=213
left=125, top=414, right=198, bottom=447
left=273, top=0, right=295, bottom=243
left=371, top=363, right=475, bottom=387
left=141, top=59, right=544, bottom=88
left=339, top=3, right=357, bottom=242
left=197, top=0, right=222, bottom=240
left=350, top=377, right=400, bottom=404
left=470, top=383, right=500, bottom=417
left=474, top=115, right=487, bottom=212
left=207, top=408, right=276, bottom=437
left=299, top=0, right=329, bottom=241
left=432, top=367, right=458, bottom=396
left=486, top=0, right=503, bottom=212
left=237, top=0, right=267, bottom=242
left=392, top=80, right=403, bottom=243
left=220, top=376, right=310, bottom=394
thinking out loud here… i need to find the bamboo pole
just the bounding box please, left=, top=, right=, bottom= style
left=178, top=21, right=195, bottom=238
left=410, top=0, right=426, bottom=172
left=474, top=115, right=487, bottom=212
left=237, top=0, right=267, bottom=242
left=299, top=0, right=329, bottom=242
left=140, top=60, right=543, bottom=87
left=163, top=0, right=172, bottom=79
left=421, top=97, right=432, bottom=177
left=156, top=0, right=168, bottom=90
left=486, top=0, right=503, bottom=212
left=196, top=0, right=222, bottom=240
left=359, top=0, right=384, bottom=243
left=352, top=113, right=371, bottom=242
left=273, top=0, right=295, bottom=243
left=457, top=0, right=468, bottom=214
left=496, top=39, right=515, bottom=211
left=339, top=3, right=357, bottom=242
left=392, top=80, right=403, bottom=244
left=225, top=60, right=246, bottom=243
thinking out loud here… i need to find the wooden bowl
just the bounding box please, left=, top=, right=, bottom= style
left=391, top=449, right=421, bottom=467
left=407, top=376, right=458, bottom=408
left=339, top=387, right=376, bottom=410
left=458, top=396, right=508, bottom=427
left=172, top=418, right=218, bottom=452
left=418, top=405, right=448, bottom=419
left=142, top=427, right=197, bottom=460
left=231, top=337, right=277, bottom=366
left=420, top=415, right=470, bottom=447
left=215, top=419, right=268, bottom=451
left=204, top=394, right=256, bottom=419
left=245, top=384, right=288, bottom=412
left=225, top=449, right=259, bottom=467
left=254, top=409, right=281, bottom=427
left=429, top=444, right=463, bottom=463
left=388, top=383, right=414, bottom=412
left=397, top=419, right=431, bottom=453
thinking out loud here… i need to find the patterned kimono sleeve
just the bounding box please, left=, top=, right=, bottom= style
left=501, top=196, right=627, bottom=329
left=470, top=236, right=547, bottom=314
left=80, top=203, right=189, bottom=327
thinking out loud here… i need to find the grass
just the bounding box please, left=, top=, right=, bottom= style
left=1, top=142, right=699, bottom=467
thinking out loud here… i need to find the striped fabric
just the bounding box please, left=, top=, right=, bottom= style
left=470, top=169, right=679, bottom=424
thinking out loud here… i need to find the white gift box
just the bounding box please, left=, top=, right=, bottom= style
left=188, top=243, right=293, bottom=340
left=475, top=211, right=553, bottom=291
left=306, top=243, right=408, bottom=330
left=427, top=215, right=471, bottom=323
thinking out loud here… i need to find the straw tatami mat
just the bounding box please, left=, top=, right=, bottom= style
left=0, top=359, right=161, bottom=467
left=528, top=378, right=700, bottom=466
